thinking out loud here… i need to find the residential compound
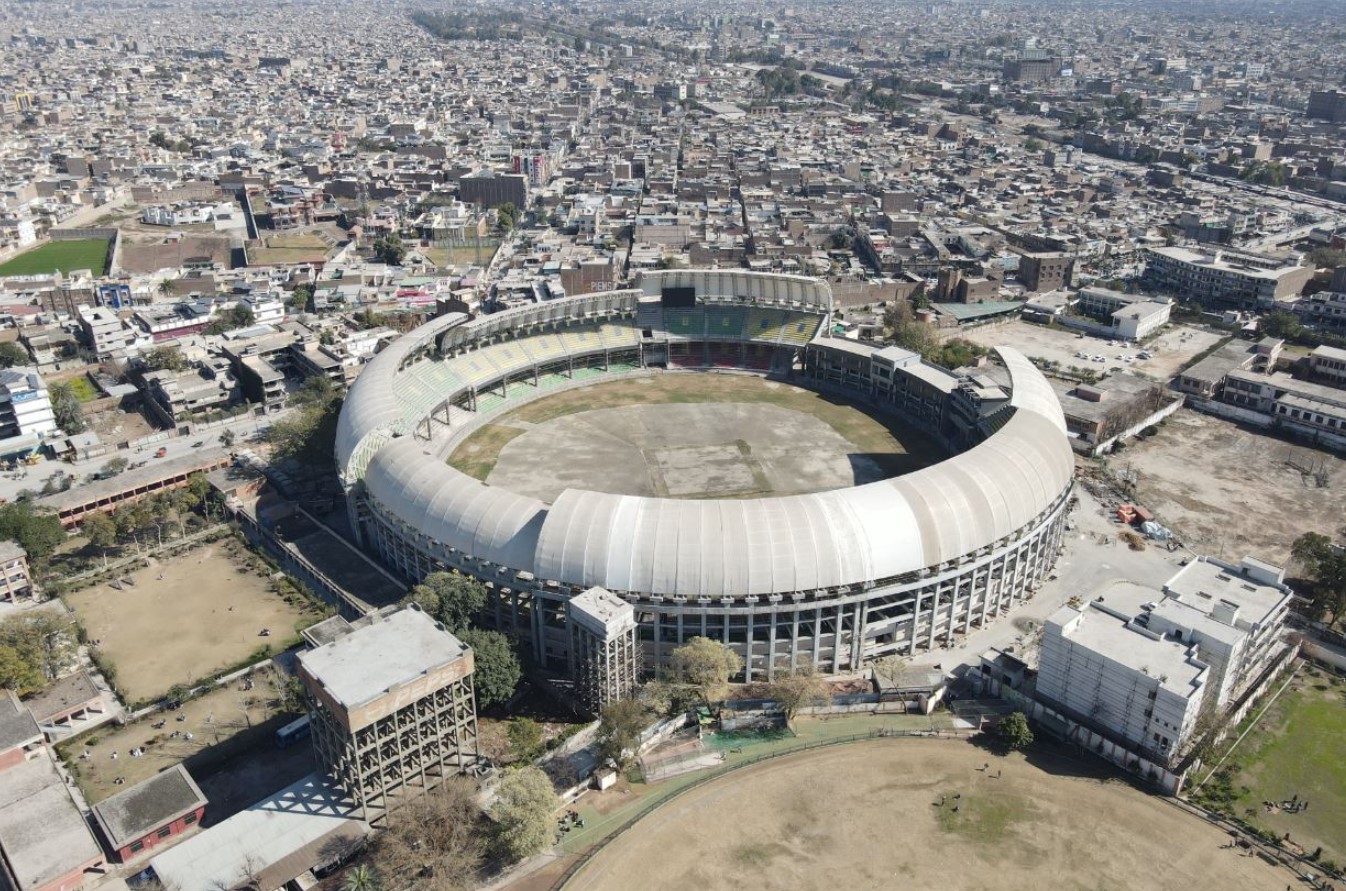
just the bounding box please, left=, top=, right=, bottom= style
left=1036, top=556, right=1293, bottom=765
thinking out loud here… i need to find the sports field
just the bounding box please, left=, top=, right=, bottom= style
left=1194, top=667, right=1346, bottom=865
left=63, top=541, right=322, bottom=703
left=568, top=739, right=1286, bottom=891
left=0, top=238, right=110, bottom=276
left=448, top=374, right=946, bottom=499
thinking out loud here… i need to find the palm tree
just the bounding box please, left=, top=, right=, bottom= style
left=157, top=279, right=174, bottom=299
left=343, top=865, right=381, bottom=891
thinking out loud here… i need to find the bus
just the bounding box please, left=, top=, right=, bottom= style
left=275, top=714, right=311, bottom=749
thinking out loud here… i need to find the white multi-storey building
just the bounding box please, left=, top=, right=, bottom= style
left=1035, top=555, right=1292, bottom=764
left=0, top=368, right=58, bottom=440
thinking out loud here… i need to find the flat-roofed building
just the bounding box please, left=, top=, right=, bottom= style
left=147, top=773, right=367, bottom=891
left=0, top=755, right=106, bottom=891
left=296, top=606, right=479, bottom=823
left=92, top=764, right=207, bottom=862
left=0, top=690, right=43, bottom=771
left=1142, top=246, right=1312, bottom=310
left=0, top=541, right=33, bottom=603
left=1308, top=344, right=1346, bottom=388
left=1038, top=597, right=1209, bottom=765
left=1155, top=556, right=1293, bottom=707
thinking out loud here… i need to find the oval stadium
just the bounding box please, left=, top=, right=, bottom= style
left=336, top=270, right=1074, bottom=681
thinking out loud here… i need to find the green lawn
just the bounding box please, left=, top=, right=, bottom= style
left=1197, top=667, right=1346, bottom=865
left=64, top=375, right=98, bottom=402
left=0, top=239, right=110, bottom=277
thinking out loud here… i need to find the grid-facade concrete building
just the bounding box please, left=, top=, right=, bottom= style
left=336, top=270, right=1075, bottom=684
left=296, top=607, right=480, bottom=824
left=1142, top=246, right=1312, bottom=310
left=566, top=586, right=640, bottom=715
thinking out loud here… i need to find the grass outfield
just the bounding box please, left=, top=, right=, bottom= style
left=0, top=239, right=110, bottom=276
left=1196, top=667, right=1346, bottom=865
left=448, top=373, right=946, bottom=482
left=566, top=737, right=1286, bottom=891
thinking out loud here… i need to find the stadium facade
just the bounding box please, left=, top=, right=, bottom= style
left=336, top=270, right=1075, bottom=681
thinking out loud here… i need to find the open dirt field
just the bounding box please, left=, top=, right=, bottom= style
left=569, top=739, right=1287, bottom=891
left=119, top=233, right=235, bottom=274
left=957, top=318, right=1224, bottom=381
left=60, top=665, right=294, bottom=805
left=64, top=542, right=318, bottom=702
left=1123, top=409, right=1346, bottom=564
left=450, top=374, right=945, bottom=500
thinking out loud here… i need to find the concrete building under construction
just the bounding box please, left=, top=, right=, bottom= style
left=566, top=586, right=640, bottom=715
left=296, top=606, right=479, bottom=824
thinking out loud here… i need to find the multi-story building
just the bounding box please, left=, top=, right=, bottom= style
left=458, top=170, right=528, bottom=210
left=1018, top=252, right=1075, bottom=293
left=296, top=606, right=480, bottom=824
left=1142, top=246, right=1313, bottom=310
left=77, top=305, right=151, bottom=358
left=1035, top=555, right=1292, bottom=764
left=1037, top=596, right=1209, bottom=765
left=0, top=368, right=57, bottom=441
left=566, top=586, right=640, bottom=715
left=1307, top=89, right=1346, bottom=123
left=1222, top=369, right=1346, bottom=449
left=0, top=542, right=33, bottom=603
left=1307, top=344, right=1346, bottom=388
left=143, top=363, right=239, bottom=426
left=1295, top=290, right=1346, bottom=336
left=1075, top=286, right=1171, bottom=340
left=1150, top=556, right=1293, bottom=708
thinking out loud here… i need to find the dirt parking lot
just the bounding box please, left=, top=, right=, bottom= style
left=61, top=665, right=291, bottom=805
left=1124, top=409, right=1345, bottom=564
left=957, top=318, right=1223, bottom=381
left=64, top=542, right=320, bottom=703
left=570, top=739, right=1286, bottom=891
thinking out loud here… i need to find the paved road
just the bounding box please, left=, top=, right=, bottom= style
left=905, top=483, right=1191, bottom=675
left=0, top=409, right=279, bottom=506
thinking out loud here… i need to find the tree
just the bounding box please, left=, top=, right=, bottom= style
left=290, top=284, right=314, bottom=313
left=265, top=376, right=342, bottom=468
left=595, top=697, right=648, bottom=770
left=495, top=203, right=519, bottom=232
left=1290, top=531, right=1346, bottom=626
left=0, top=502, right=67, bottom=560
left=1306, top=247, right=1346, bottom=271
left=372, top=233, right=406, bottom=266
left=458, top=628, right=521, bottom=708
left=82, top=512, right=118, bottom=552
left=98, top=457, right=129, bottom=479
left=370, top=776, right=485, bottom=890
left=1023, top=136, right=1044, bottom=153
left=406, top=570, right=488, bottom=632
left=343, top=865, right=381, bottom=891
left=668, top=636, right=742, bottom=706
left=0, top=341, right=30, bottom=368
left=0, top=611, right=78, bottom=685
left=0, top=643, right=43, bottom=694
left=491, top=767, right=557, bottom=862
left=48, top=381, right=86, bottom=434
left=506, top=717, right=544, bottom=763
left=157, top=279, right=175, bottom=298
left=1260, top=311, right=1302, bottom=341
left=767, top=665, right=828, bottom=727
left=144, top=345, right=189, bottom=372
left=996, top=711, right=1034, bottom=750
left=204, top=305, right=255, bottom=335
left=219, top=429, right=236, bottom=449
